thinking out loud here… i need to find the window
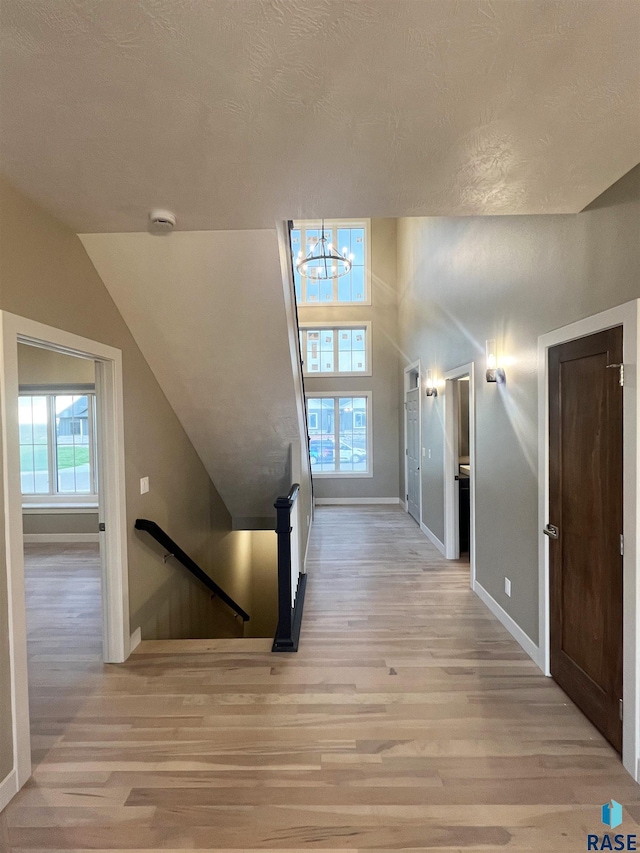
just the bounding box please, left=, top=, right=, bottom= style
left=19, top=392, right=98, bottom=501
left=306, top=395, right=371, bottom=477
left=292, top=220, right=370, bottom=305
left=300, top=323, right=371, bottom=376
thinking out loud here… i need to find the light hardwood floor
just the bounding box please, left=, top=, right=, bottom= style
left=2, top=508, right=639, bottom=851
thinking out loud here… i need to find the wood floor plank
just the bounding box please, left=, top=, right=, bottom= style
left=3, top=511, right=640, bottom=851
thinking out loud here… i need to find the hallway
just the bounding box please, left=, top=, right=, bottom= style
left=1, top=506, right=639, bottom=850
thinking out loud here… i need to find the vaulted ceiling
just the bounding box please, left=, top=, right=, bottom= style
left=1, top=0, right=639, bottom=231
left=80, top=229, right=302, bottom=525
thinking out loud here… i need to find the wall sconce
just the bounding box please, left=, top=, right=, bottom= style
left=486, top=339, right=506, bottom=383
left=425, top=369, right=438, bottom=397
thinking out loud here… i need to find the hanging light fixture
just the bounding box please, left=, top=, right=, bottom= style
left=296, top=220, right=353, bottom=280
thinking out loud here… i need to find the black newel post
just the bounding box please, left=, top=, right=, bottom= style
left=272, top=484, right=306, bottom=652
left=272, top=493, right=294, bottom=651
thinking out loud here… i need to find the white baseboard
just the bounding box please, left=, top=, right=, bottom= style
left=314, top=497, right=401, bottom=506
left=0, top=768, right=18, bottom=813
left=23, top=533, right=99, bottom=544
left=473, top=579, right=542, bottom=668
left=400, top=499, right=407, bottom=511
left=129, top=627, right=142, bottom=654
left=420, top=521, right=446, bottom=555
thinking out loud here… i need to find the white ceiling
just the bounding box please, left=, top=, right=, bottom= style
left=80, top=229, right=301, bottom=524
left=2, top=0, right=639, bottom=231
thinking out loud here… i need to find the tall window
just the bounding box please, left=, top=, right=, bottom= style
left=306, top=395, right=370, bottom=476
left=300, top=323, right=371, bottom=376
left=19, top=392, right=97, bottom=500
left=292, top=221, right=369, bottom=305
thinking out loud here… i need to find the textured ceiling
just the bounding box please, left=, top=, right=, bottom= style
left=1, top=0, right=639, bottom=231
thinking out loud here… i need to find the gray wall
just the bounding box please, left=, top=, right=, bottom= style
left=397, top=164, right=640, bottom=643
left=300, top=219, right=400, bottom=499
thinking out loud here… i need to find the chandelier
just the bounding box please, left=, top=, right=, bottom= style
left=295, top=220, right=353, bottom=280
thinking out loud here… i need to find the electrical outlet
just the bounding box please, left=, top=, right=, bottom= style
left=504, top=577, right=511, bottom=597
left=140, top=476, right=149, bottom=495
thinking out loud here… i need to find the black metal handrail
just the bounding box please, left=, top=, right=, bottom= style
left=272, top=483, right=307, bottom=652
left=135, top=518, right=250, bottom=622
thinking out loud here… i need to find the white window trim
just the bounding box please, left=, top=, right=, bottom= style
left=306, top=390, right=373, bottom=479
left=293, top=219, right=372, bottom=307
left=299, top=320, right=372, bottom=378
left=19, top=390, right=98, bottom=501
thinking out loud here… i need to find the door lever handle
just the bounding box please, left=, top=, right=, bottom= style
left=543, top=524, right=559, bottom=540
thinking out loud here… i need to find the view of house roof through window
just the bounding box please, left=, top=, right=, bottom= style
left=292, top=221, right=369, bottom=305
left=19, top=393, right=98, bottom=499
left=300, top=324, right=371, bottom=376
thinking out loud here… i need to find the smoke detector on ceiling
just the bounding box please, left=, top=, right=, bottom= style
left=149, top=209, right=176, bottom=235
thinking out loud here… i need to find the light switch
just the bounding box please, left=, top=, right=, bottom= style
left=140, top=476, right=149, bottom=494
left=422, top=447, right=426, bottom=457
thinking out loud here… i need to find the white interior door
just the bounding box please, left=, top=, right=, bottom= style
left=406, top=388, right=420, bottom=523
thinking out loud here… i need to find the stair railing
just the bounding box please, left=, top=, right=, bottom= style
left=135, top=518, right=250, bottom=622
left=272, top=483, right=307, bottom=652
left=286, top=220, right=314, bottom=500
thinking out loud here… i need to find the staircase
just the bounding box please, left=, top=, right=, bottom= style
left=82, top=222, right=313, bottom=647
left=81, top=224, right=310, bottom=529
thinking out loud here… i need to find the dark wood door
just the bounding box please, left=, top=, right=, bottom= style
left=548, top=326, right=623, bottom=752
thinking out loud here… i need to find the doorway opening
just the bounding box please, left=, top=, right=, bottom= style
left=18, top=343, right=104, bottom=769
left=444, top=363, right=476, bottom=584
left=456, top=378, right=471, bottom=560
left=1, top=312, right=129, bottom=801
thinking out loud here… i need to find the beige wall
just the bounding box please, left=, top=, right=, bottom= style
left=22, top=513, right=99, bottom=536
left=300, top=219, right=400, bottom=499
left=0, top=177, right=269, bottom=787
left=248, top=530, right=278, bottom=639
left=397, top=164, right=640, bottom=642
left=18, top=343, right=95, bottom=386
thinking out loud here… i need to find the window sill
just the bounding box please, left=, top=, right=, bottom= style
left=311, top=471, right=373, bottom=479
left=22, top=502, right=99, bottom=514
left=303, top=371, right=373, bottom=379
left=298, top=299, right=372, bottom=308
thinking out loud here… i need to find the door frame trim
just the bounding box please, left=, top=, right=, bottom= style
left=443, top=362, right=476, bottom=588
left=537, top=299, right=640, bottom=781
left=0, top=311, right=130, bottom=792
left=403, top=360, right=422, bottom=523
